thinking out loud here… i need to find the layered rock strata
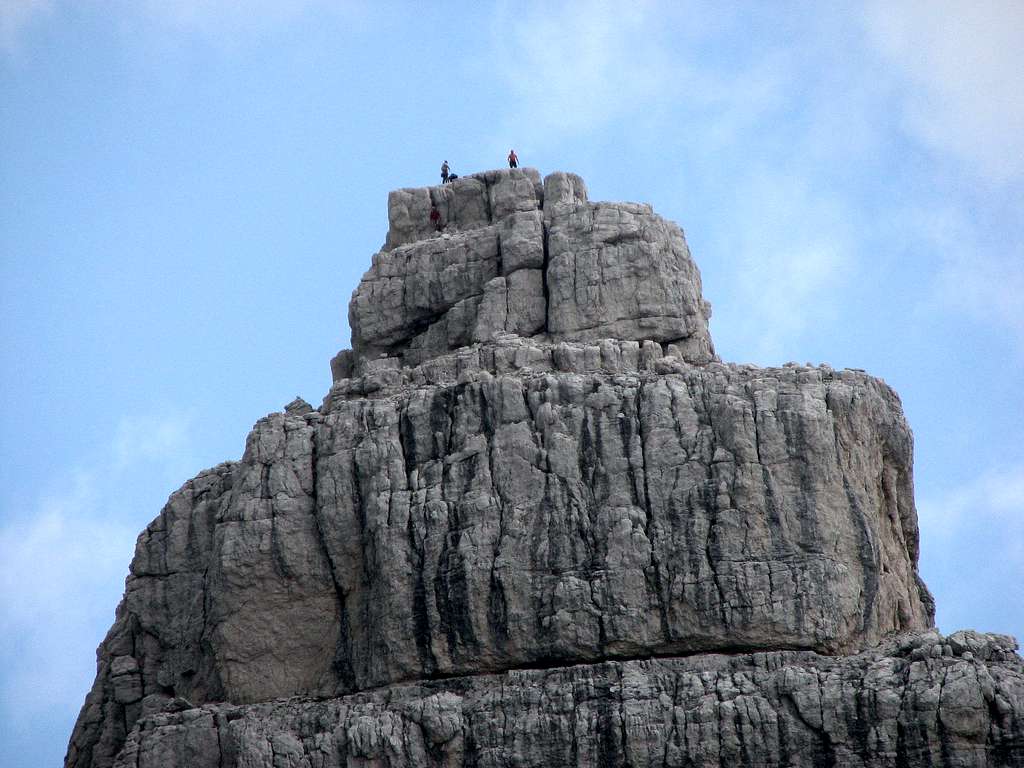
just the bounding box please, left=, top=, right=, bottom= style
left=67, top=170, right=1022, bottom=767
left=95, top=632, right=1024, bottom=768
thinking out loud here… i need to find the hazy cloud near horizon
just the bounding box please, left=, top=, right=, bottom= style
left=0, top=411, right=196, bottom=736
left=919, top=462, right=1024, bottom=635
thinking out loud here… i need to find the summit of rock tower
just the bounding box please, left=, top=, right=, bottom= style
left=348, top=169, right=715, bottom=368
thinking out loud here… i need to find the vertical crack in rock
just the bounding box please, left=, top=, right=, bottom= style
left=634, top=379, right=673, bottom=644
left=310, top=429, right=357, bottom=692
left=487, top=386, right=529, bottom=651
left=845, top=475, right=881, bottom=635
left=409, top=470, right=439, bottom=676
left=541, top=220, right=552, bottom=335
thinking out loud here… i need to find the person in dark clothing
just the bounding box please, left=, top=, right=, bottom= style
left=508, top=149, right=518, bottom=168
left=430, top=204, right=443, bottom=232
left=441, top=161, right=450, bottom=184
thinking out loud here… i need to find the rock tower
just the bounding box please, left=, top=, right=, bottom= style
left=67, top=169, right=1024, bottom=767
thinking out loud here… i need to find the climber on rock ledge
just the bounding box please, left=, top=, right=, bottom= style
left=429, top=203, right=443, bottom=232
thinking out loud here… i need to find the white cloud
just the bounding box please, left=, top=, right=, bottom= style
left=0, top=476, right=136, bottom=731
left=904, top=204, right=1024, bottom=348
left=918, top=463, right=1024, bottom=636
left=490, top=0, right=672, bottom=139
left=487, top=3, right=863, bottom=362
left=0, top=0, right=51, bottom=52
left=737, top=242, right=848, bottom=360
left=487, top=1, right=1021, bottom=360
left=920, top=464, right=1024, bottom=535
left=0, top=411, right=196, bottom=734
left=860, top=1, right=1024, bottom=351
left=487, top=1, right=786, bottom=152
left=933, top=243, right=1024, bottom=345
left=113, top=411, right=195, bottom=474
left=864, top=0, right=1024, bottom=183
left=709, top=172, right=855, bottom=361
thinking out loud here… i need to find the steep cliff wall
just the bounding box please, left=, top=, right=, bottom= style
left=66, top=170, right=1021, bottom=768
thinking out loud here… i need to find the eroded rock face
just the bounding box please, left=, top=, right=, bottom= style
left=66, top=347, right=935, bottom=766
left=95, top=632, right=1024, bottom=768
left=67, top=171, right=1021, bottom=768
left=349, top=169, right=715, bottom=366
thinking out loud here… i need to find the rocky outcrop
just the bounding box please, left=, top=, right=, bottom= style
left=101, top=632, right=1024, bottom=768
left=349, top=170, right=715, bottom=367
left=66, top=170, right=1022, bottom=767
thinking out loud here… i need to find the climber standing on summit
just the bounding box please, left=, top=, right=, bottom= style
left=441, top=160, right=450, bottom=184
left=508, top=149, right=518, bottom=169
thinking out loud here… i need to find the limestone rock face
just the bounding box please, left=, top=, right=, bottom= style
left=350, top=169, right=715, bottom=366
left=66, top=170, right=1022, bottom=768
left=96, top=633, right=1024, bottom=768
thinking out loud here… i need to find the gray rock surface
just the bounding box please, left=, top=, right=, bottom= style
left=350, top=169, right=715, bottom=366
left=544, top=176, right=713, bottom=362
left=101, top=632, right=1024, bottom=768
left=66, top=171, right=1022, bottom=767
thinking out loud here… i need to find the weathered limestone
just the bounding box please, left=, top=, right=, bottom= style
left=66, top=171, right=1022, bottom=768
left=350, top=169, right=715, bottom=366
left=543, top=174, right=714, bottom=361
left=67, top=354, right=939, bottom=766
left=384, top=168, right=545, bottom=250
left=99, top=632, right=1024, bottom=768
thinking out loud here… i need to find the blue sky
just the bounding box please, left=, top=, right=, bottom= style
left=1, top=2, right=1022, bottom=766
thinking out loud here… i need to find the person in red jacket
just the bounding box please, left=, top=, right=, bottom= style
left=508, top=149, right=518, bottom=169
left=430, top=203, right=443, bottom=232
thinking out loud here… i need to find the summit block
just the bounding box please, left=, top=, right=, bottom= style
left=350, top=169, right=715, bottom=366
